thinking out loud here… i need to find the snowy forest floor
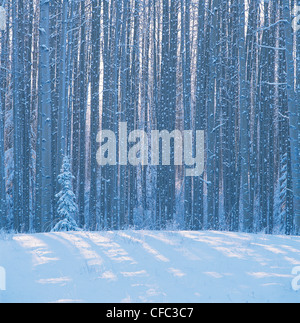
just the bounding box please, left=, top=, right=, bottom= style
left=0, top=230, right=300, bottom=303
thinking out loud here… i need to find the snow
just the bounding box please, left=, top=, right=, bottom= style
left=0, top=230, right=300, bottom=303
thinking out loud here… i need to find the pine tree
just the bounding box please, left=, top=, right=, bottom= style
left=52, top=156, right=80, bottom=232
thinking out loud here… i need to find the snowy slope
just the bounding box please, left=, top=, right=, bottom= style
left=0, top=230, right=300, bottom=303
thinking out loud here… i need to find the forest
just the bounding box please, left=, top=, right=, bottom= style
left=0, top=0, right=299, bottom=235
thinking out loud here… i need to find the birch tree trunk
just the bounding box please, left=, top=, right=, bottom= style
left=12, top=0, right=22, bottom=231
left=0, top=91, right=6, bottom=229
left=239, top=0, right=251, bottom=232
left=0, top=14, right=6, bottom=229
left=193, top=0, right=205, bottom=230
left=37, top=0, right=52, bottom=232
left=57, top=0, right=68, bottom=165
left=283, top=0, right=300, bottom=229
left=78, top=0, right=87, bottom=228
left=89, top=0, right=101, bottom=230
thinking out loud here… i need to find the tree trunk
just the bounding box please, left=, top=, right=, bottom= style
left=37, top=0, right=52, bottom=232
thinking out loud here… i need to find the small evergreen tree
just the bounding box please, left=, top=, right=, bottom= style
left=52, top=156, right=81, bottom=232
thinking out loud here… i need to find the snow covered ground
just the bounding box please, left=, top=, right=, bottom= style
left=0, top=230, right=300, bottom=303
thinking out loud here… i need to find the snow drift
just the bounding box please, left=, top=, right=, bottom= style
left=0, top=230, right=299, bottom=303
